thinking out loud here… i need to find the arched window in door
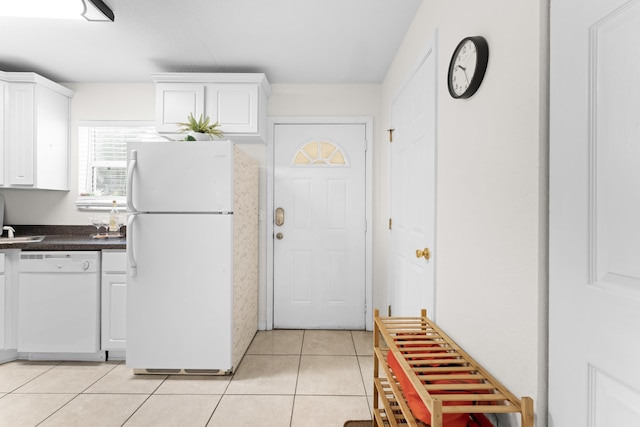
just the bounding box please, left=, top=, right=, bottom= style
left=292, top=140, right=349, bottom=166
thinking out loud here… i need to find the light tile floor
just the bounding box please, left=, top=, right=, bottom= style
left=0, top=330, right=373, bottom=427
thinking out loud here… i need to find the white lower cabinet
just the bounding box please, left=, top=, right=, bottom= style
left=0, top=250, right=19, bottom=363
left=0, top=253, right=5, bottom=351
left=101, top=250, right=127, bottom=357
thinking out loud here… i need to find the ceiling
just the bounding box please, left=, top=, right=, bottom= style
left=0, top=0, right=422, bottom=84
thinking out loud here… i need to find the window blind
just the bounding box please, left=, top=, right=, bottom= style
left=76, top=122, right=158, bottom=210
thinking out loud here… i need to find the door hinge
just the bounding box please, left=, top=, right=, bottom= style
left=388, top=218, right=392, bottom=230
left=388, top=305, right=392, bottom=316
left=387, top=128, right=394, bottom=143
left=364, top=139, right=368, bottom=152
left=364, top=219, right=368, bottom=232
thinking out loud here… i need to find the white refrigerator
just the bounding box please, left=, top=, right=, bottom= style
left=125, top=140, right=258, bottom=374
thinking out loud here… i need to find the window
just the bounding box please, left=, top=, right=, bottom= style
left=292, top=140, right=349, bottom=166
left=76, top=121, right=158, bottom=210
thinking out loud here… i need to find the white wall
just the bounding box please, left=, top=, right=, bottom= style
left=378, top=0, right=549, bottom=425
left=269, top=84, right=380, bottom=117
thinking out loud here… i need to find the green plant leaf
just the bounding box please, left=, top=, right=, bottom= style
left=176, top=113, right=224, bottom=139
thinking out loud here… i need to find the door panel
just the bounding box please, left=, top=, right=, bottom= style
left=274, top=124, right=366, bottom=329
left=550, top=0, right=640, bottom=424
left=389, top=42, right=437, bottom=318
left=155, top=83, right=205, bottom=133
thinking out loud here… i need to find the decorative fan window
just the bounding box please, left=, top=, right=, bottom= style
left=292, top=140, right=349, bottom=167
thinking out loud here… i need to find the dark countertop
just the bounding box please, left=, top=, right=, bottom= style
left=0, top=225, right=126, bottom=251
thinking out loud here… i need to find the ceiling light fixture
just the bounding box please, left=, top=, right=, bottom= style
left=81, top=0, right=114, bottom=22
left=0, top=0, right=114, bottom=22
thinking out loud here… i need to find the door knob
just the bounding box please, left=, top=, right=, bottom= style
left=276, top=232, right=284, bottom=240
left=416, top=247, right=431, bottom=260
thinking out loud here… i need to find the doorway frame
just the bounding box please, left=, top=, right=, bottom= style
left=266, top=116, right=374, bottom=331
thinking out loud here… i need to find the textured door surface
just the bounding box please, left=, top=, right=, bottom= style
left=274, top=123, right=366, bottom=329
left=550, top=0, right=640, bottom=425
left=389, top=42, right=437, bottom=319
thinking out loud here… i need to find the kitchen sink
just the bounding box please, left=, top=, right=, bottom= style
left=0, top=235, right=45, bottom=244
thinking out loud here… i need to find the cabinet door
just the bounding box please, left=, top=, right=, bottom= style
left=35, top=86, right=69, bottom=190
left=101, top=250, right=126, bottom=351
left=101, top=272, right=127, bottom=351
left=0, top=82, right=5, bottom=186
left=156, top=83, right=205, bottom=133
left=8, top=83, right=35, bottom=186
left=206, top=84, right=258, bottom=134
left=0, top=251, right=16, bottom=356
left=0, top=274, right=4, bottom=350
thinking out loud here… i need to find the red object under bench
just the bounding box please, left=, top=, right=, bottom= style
left=372, top=309, right=534, bottom=427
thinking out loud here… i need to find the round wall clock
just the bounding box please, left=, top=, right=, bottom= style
left=447, top=36, right=489, bottom=99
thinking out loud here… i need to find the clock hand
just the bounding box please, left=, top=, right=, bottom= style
left=456, top=65, right=470, bottom=84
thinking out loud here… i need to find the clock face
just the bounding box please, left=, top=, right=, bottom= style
left=447, top=36, right=489, bottom=99
left=450, top=40, right=477, bottom=97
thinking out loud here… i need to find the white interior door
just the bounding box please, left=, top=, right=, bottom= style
left=550, top=0, right=640, bottom=425
left=388, top=41, right=437, bottom=318
left=273, top=123, right=366, bottom=329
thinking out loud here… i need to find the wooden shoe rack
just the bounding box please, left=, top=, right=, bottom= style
left=373, top=309, right=534, bottom=427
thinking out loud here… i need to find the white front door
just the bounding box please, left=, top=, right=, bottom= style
left=273, top=123, right=367, bottom=329
left=550, top=0, right=640, bottom=425
left=388, top=40, right=437, bottom=318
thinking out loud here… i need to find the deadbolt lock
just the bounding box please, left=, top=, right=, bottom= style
left=276, top=232, right=284, bottom=240
left=275, top=207, right=285, bottom=226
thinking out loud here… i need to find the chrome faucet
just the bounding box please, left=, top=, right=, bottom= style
left=2, top=226, right=15, bottom=238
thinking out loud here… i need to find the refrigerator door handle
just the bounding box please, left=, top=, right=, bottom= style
left=126, top=150, right=138, bottom=213
left=127, top=213, right=138, bottom=277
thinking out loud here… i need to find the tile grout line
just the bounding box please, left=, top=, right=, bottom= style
left=289, top=330, right=305, bottom=427
left=35, top=393, right=81, bottom=426
left=352, top=330, right=374, bottom=417
left=34, top=360, right=121, bottom=426
left=6, top=360, right=62, bottom=394
left=2, top=330, right=373, bottom=426
left=204, top=349, right=239, bottom=426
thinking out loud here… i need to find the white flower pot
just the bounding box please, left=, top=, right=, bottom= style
left=187, top=132, right=212, bottom=141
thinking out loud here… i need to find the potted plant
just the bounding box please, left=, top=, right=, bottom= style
left=176, top=113, right=224, bottom=141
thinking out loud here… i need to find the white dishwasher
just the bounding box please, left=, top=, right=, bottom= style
left=18, top=251, right=104, bottom=361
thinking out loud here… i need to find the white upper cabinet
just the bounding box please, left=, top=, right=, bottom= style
left=152, top=73, right=271, bottom=143
left=8, top=83, right=36, bottom=187
left=0, top=72, right=72, bottom=191
left=0, top=81, right=5, bottom=186
left=155, top=83, right=205, bottom=133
